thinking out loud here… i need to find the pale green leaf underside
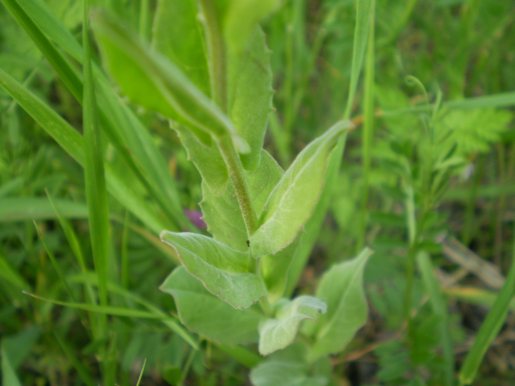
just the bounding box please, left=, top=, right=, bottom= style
left=307, top=248, right=372, bottom=360
left=250, top=121, right=352, bottom=257
left=160, top=267, right=261, bottom=344
left=259, top=296, right=326, bottom=356
left=160, top=231, right=266, bottom=309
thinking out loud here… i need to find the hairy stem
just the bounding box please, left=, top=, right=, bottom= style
left=199, top=0, right=227, bottom=110
left=218, top=136, right=257, bottom=236
left=199, top=0, right=257, bottom=238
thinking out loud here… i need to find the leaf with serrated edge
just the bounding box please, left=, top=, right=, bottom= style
left=305, top=248, right=372, bottom=361
left=259, top=296, right=326, bottom=356
left=153, top=0, right=210, bottom=96
left=91, top=11, right=249, bottom=153
left=228, top=27, right=273, bottom=170
left=160, top=231, right=266, bottom=309
left=160, top=267, right=262, bottom=344
left=250, top=121, right=352, bottom=257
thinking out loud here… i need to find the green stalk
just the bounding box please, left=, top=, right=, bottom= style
left=403, top=184, right=417, bottom=323
left=199, top=0, right=257, bottom=237
left=358, top=2, right=375, bottom=251
left=83, top=1, right=111, bottom=382
left=218, top=136, right=257, bottom=236
left=199, top=0, right=227, bottom=110
left=459, top=225, right=515, bottom=385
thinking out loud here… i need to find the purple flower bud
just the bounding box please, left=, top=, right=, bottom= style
left=184, top=209, right=207, bottom=229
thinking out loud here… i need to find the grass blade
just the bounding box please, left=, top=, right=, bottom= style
left=0, top=69, right=165, bottom=232
left=459, top=229, right=515, bottom=385
left=83, top=0, right=110, bottom=309
left=9, top=0, right=187, bottom=230
left=0, top=198, right=88, bottom=221
left=82, top=2, right=112, bottom=381
left=343, top=0, right=374, bottom=119
left=358, top=0, right=375, bottom=251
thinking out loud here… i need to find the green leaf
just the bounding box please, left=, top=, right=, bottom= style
left=344, top=0, right=374, bottom=119
left=228, top=27, right=273, bottom=170
left=83, top=0, right=110, bottom=311
left=250, top=345, right=329, bottom=386
left=306, top=248, right=372, bottom=360
left=176, top=127, right=229, bottom=192
left=459, top=237, right=515, bottom=385
left=259, top=296, right=326, bottom=356
left=201, top=150, right=283, bottom=250
left=160, top=267, right=262, bottom=344
left=224, top=0, right=282, bottom=53
left=160, top=231, right=266, bottom=309
left=435, top=108, right=512, bottom=155
left=250, top=121, right=351, bottom=257
left=153, top=0, right=210, bottom=96
left=92, top=10, right=249, bottom=153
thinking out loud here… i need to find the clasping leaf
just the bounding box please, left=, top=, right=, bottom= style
left=305, top=248, right=372, bottom=361
left=259, top=296, right=327, bottom=356
left=160, top=267, right=262, bottom=344
left=250, top=121, right=352, bottom=257
left=160, top=231, right=266, bottom=309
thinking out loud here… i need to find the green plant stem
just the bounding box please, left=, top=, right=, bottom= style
left=403, top=183, right=417, bottom=324
left=358, top=3, right=375, bottom=251
left=459, top=225, right=515, bottom=385
left=218, top=136, right=257, bottom=236
left=199, top=0, right=227, bottom=110
left=199, top=0, right=257, bottom=238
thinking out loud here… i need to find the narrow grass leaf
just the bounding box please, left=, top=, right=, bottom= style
left=1, top=0, right=82, bottom=100
left=459, top=233, right=515, bottom=385
left=344, top=0, right=374, bottom=119
left=82, top=0, right=110, bottom=310
left=160, top=231, right=266, bottom=309
left=0, top=69, right=165, bottom=232
left=68, top=272, right=198, bottom=349
left=11, top=0, right=186, bottom=229
left=0, top=68, right=84, bottom=162
left=24, top=292, right=163, bottom=319
left=0, top=198, right=88, bottom=221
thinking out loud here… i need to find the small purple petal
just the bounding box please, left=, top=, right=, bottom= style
left=184, top=209, right=207, bottom=229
